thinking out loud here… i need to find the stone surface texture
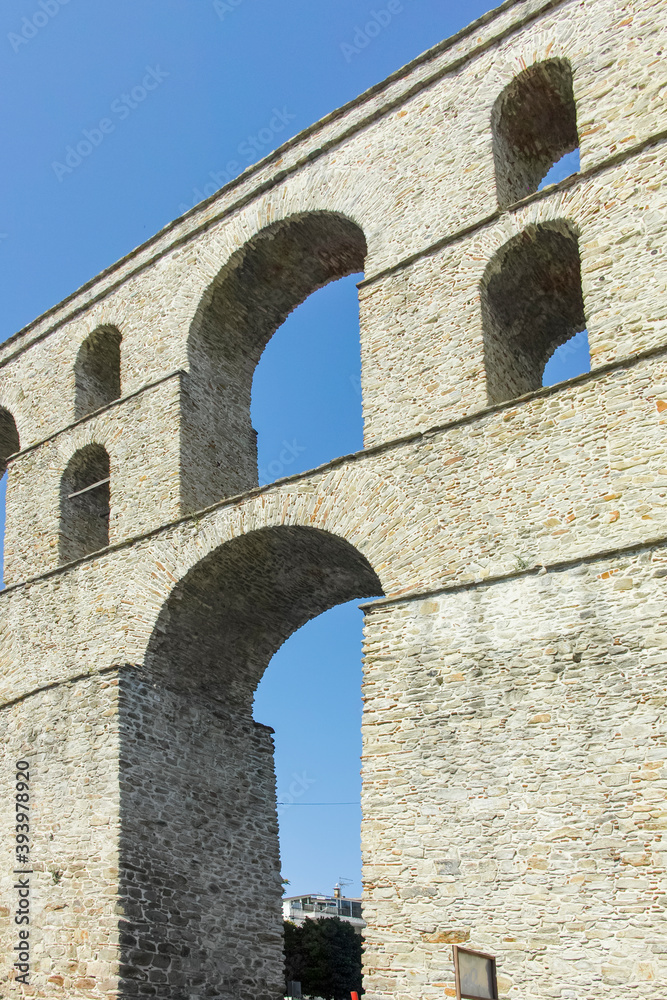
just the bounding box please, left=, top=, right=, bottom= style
left=1, top=0, right=666, bottom=997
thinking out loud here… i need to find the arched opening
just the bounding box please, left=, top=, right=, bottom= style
left=126, top=526, right=383, bottom=998
left=542, top=328, right=590, bottom=387
left=538, top=147, right=580, bottom=190
left=59, top=444, right=110, bottom=564
left=254, top=600, right=365, bottom=896
left=74, top=326, right=122, bottom=419
left=492, top=59, right=580, bottom=207
left=481, top=221, right=589, bottom=404
left=0, top=408, right=20, bottom=588
left=251, top=274, right=364, bottom=486
left=184, top=213, right=367, bottom=512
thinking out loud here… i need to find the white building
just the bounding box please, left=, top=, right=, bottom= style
left=282, top=886, right=365, bottom=935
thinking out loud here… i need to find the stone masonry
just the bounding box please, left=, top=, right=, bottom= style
left=1, top=0, right=666, bottom=997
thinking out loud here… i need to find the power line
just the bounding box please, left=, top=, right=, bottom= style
left=277, top=801, right=359, bottom=806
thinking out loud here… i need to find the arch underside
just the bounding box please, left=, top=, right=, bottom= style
left=0, top=407, right=19, bottom=474
left=481, top=220, right=586, bottom=403
left=147, top=525, right=381, bottom=698
left=74, top=325, right=122, bottom=419
left=492, top=58, right=579, bottom=207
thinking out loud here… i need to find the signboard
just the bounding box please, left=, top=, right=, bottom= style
left=453, top=946, right=498, bottom=1000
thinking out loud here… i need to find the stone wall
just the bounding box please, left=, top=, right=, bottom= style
left=3, top=374, right=182, bottom=584
left=0, top=0, right=666, bottom=997
left=117, top=671, right=284, bottom=999
left=0, top=673, right=121, bottom=994
left=362, top=551, right=667, bottom=999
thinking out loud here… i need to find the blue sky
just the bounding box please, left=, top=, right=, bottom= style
left=0, top=0, right=589, bottom=900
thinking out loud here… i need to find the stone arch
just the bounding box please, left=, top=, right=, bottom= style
left=147, top=525, right=382, bottom=697
left=74, top=325, right=122, bottom=419
left=480, top=219, right=587, bottom=404
left=117, top=525, right=382, bottom=996
left=491, top=58, right=579, bottom=207
left=182, top=211, right=368, bottom=512
left=59, top=443, right=111, bottom=563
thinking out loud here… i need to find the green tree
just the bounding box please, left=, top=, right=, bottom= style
left=284, top=917, right=363, bottom=1000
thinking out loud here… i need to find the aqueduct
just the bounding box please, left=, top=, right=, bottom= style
left=1, top=0, right=667, bottom=997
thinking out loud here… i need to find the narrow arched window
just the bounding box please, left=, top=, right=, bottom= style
left=492, top=59, right=580, bottom=207
left=59, top=444, right=110, bottom=564
left=74, top=326, right=122, bottom=419
left=0, top=408, right=20, bottom=588
left=252, top=273, right=363, bottom=487
left=480, top=221, right=589, bottom=404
